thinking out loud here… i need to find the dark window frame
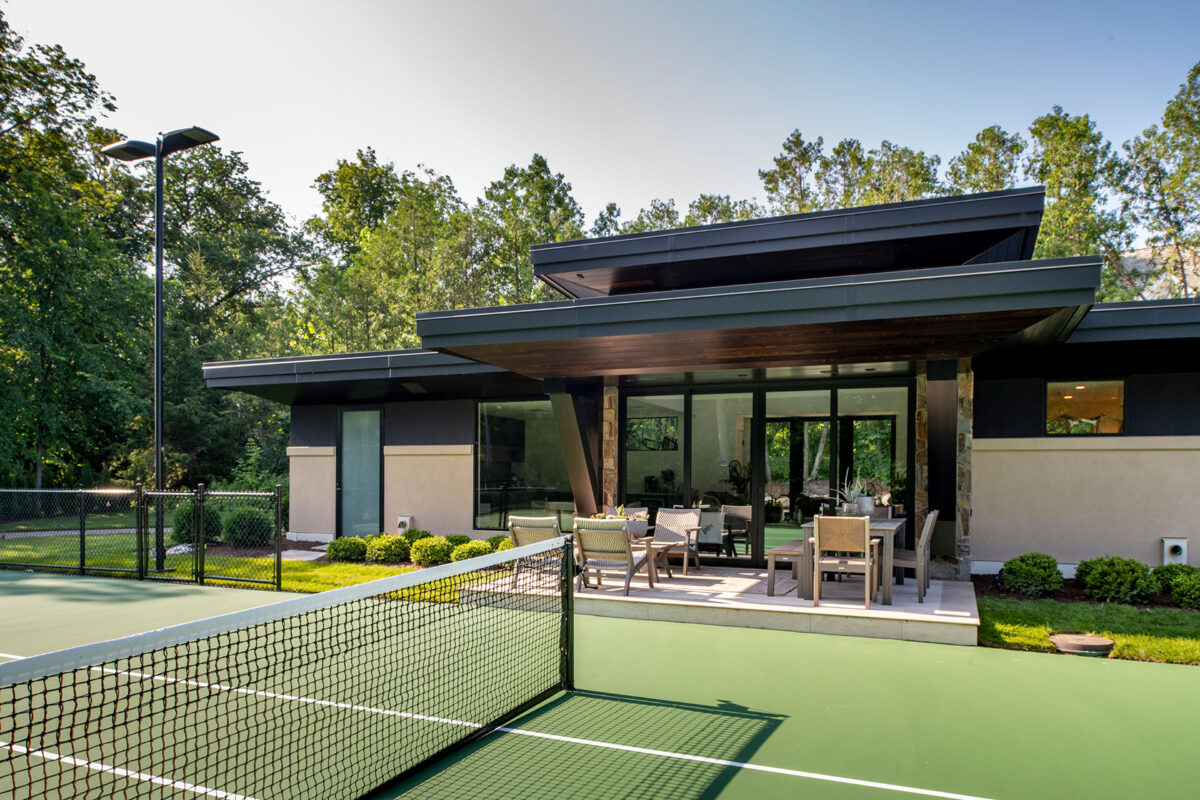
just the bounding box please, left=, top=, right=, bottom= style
left=1043, top=378, right=1126, bottom=437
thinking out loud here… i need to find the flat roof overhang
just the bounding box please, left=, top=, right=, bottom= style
left=1066, top=297, right=1200, bottom=343
left=533, top=187, right=1045, bottom=298
left=418, top=257, right=1101, bottom=379
left=202, top=348, right=543, bottom=405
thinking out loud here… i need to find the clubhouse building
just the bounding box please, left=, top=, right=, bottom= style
left=204, top=187, right=1200, bottom=577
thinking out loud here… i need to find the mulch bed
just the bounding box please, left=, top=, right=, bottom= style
left=971, top=574, right=1178, bottom=609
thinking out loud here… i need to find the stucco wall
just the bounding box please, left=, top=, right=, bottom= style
left=383, top=444, right=479, bottom=538
left=972, top=437, right=1200, bottom=568
left=286, top=446, right=336, bottom=536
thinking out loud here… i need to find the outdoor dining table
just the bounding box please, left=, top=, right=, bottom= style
left=780, top=517, right=907, bottom=605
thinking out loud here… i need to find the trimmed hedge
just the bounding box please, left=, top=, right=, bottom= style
left=452, top=540, right=493, bottom=562
left=402, top=528, right=433, bottom=546
left=446, top=534, right=471, bottom=548
left=999, top=552, right=1062, bottom=597
left=494, top=538, right=515, bottom=552
left=1075, top=555, right=1158, bottom=604
left=1171, top=571, right=1200, bottom=609
left=411, top=536, right=454, bottom=567
left=366, top=534, right=410, bottom=564
left=326, top=536, right=368, bottom=562
left=487, top=535, right=510, bottom=551
left=1151, top=563, right=1198, bottom=595
left=224, top=507, right=274, bottom=547
left=169, top=503, right=222, bottom=546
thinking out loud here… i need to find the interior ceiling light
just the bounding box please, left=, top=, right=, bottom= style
left=1076, top=385, right=1086, bottom=390
left=1063, top=395, right=1074, bottom=399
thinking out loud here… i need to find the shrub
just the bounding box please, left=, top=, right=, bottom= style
left=452, top=540, right=493, bottom=562
left=224, top=507, right=275, bottom=547
left=366, top=534, right=410, bottom=564
left=402, top=528, right=433, bottom=546
left=999, top=552, right=1063, bottom=597
left=446, top=534, right=472, bottom=548
left=1171, top=571, right=1200, bottom=609
left=486, top=535, right=509, bottom=551
left=410, top=536, right=454, bottom=567
left=494, top=538, right=515, bottom=552
left=1151, top=563, right=1198, bottom=595
left=1075, top=555, right=1157, bottom=604
left=326, top=536, right=368, bottom=562
left=169, top=503, right=222, bottom=546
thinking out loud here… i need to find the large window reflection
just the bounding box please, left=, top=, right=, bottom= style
left=764, top=391, right=831, bottom=550
left=475, top=400, right=572, bottom=530
left=836, top=387, right=909, bottom=509
left=691, top=393, right=754, bottom=507
left=623, top=395, right=685, bottom=514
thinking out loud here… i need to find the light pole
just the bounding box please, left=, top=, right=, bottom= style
left=102, top=126, right=219, bottom=570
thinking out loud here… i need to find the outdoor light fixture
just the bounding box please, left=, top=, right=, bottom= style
left=101, top=126, right=220, bottom=571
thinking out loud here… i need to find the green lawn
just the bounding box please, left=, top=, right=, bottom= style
left=0, top=510, right=137, bottom=533
left=978, top=596, right=1200, bottom=665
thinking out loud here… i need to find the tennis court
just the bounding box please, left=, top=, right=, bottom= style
left=2, top=540, right=1196, bottom=800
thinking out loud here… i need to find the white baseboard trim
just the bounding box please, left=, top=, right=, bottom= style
left=973, top=560, right=1077, bottom=579
left=286, top=532, right=335, bottom=543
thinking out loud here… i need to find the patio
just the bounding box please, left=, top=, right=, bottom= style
left=574, top=565, right=979, bottom=646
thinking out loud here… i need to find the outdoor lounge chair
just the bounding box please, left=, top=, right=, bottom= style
left=812, top=515, right=879, bottom=609
left=693, top=509, right=726, bottom=561
left=573, top=517, right=653, bottom=596
left=652, top=507, right=702, bottom=575
left=507, top=515, right=564, bottom=588
left=891, top=509, right=938, bottom=602
left=721, top=505, right=752, bottom=556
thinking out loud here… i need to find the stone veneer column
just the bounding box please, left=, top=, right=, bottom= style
left=913, top=361, right=929, bottom=540
left=601, top=383, right=619, bottom=508
left=955, top=358, right=973, bottom=578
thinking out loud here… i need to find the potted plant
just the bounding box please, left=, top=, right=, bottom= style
left=887, top=470, right=908, bottom=514
left=837, top=472, right=868, bottom=515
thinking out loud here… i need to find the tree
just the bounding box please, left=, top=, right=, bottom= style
left=620, top=198, right=680, bottom=233
left=591, top=202, right=622, bottom=237
left=861, top=140, right=941, bottom=205
left=477, top=154, right=584, bottom=303
left=947, top=125, right=1026, bottom=194
left=816, top=138, right=871, bottom=210
left=306, top=147, right=402, bottom=266
left=1118, top=61, right=1200, bottom=298
left=683, top=194, right=763, bottom=226
left=1026, top=106, right=1131, bottom=300
left=759, top=130, right=824, bottom=213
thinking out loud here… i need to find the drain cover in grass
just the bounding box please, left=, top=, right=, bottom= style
left=1050, top=633, right=1114, bottom=657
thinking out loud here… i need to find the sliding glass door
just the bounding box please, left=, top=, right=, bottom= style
left=764, top=390, right=831, bottom=551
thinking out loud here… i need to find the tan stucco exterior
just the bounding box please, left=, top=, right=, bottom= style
left=383, top=445, right=481, bottom=538
left=286, top=446, right=336, bottom=537
left=972, top=437, right=1200, bottom=568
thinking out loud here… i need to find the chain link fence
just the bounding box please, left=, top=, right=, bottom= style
left=0, top=485, right=282, bottom=590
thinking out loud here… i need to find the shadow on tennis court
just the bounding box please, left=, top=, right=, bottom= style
left=377, top=690, right=786, bottom=800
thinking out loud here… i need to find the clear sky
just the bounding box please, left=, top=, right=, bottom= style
left=8, top=0, right=1199, bottom=228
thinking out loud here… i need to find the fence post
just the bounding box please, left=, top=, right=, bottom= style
left=135, top=483, right=145, bottom=580
left=274, top=483, right=283, bottom=591
left=196, top=484, right=206, bottom=586
left=78, top=490, right=86, bottom=576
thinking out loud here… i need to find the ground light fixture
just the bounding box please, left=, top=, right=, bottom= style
left=101, top=126, right=220, bottom=571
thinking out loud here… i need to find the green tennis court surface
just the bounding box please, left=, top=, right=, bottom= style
left=2, top=558, right=1196, bottom=800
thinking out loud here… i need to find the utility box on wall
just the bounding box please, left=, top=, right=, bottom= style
left=397, top=515, right=415, bottom=535
left=1162, top=537, right=1188, bottom=565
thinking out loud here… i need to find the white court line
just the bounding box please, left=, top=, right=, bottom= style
left=0, top=652, right=24, bottom=661
left=0, top=740, right=257, bottom=800
left=95, top=667, right=996, bottom=800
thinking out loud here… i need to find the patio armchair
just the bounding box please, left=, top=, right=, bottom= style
left=507, top=515, right=565, bottom=589
left=721, top=505, right=752, bottom=556
left=694, top=510, right=726, bottom=560
left=573, top=517, right=654, bottom=596
left=653, top=507, right=703, bottom=575
left=891, top=509, right=939, bottom=603
left=812, top=515, right=879, bottom=609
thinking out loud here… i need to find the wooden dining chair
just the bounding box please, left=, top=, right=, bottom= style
left=812, top=515, right=878, bottom=608
left=892, top=509, right=939, bottom=602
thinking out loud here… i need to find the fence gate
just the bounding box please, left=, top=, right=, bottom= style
left=0, top=485, right=282, bottom=590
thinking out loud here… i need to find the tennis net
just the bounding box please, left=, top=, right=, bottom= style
left=0, top=535, right=573, bottom=799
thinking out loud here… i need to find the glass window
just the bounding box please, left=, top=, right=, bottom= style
left=691, top=393, right=754, bottom=508
left=1046, top=381, right=1124, bottom=435
left=624, top=395, right=685, bottom=514
left=836, top=387, right=909, bottom=507
left=340, top=409, right=380, bottom=537
left=475, top=400, right=572, bottom=530
left=764, top=391, right=831, bottom=548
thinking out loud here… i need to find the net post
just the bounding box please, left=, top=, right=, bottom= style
left=274, top=483, right=283, bottom=590
left=561, top=534, right=575, bottom=691
left=135, top=483, right=145, bottom=580
left=196, top=484, right=206, bottom=586
left=78, top=490, right=86, bottom=575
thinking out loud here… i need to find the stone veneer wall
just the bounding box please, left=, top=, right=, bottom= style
left=601, top=384, right=619, bottom=508
left=955, top=359, right=973, bottom=578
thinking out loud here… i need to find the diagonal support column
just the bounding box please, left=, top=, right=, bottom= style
left=547, top=381, right=601, bottom=518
